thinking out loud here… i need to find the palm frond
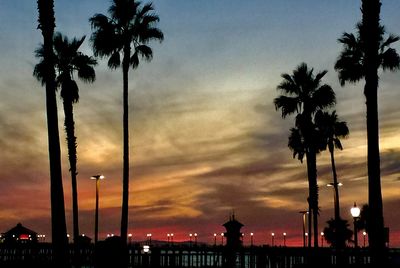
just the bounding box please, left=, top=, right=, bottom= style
left=312, top=84, right=336, bottom=110
left=380, top=48, right=400, bottom=71
left=60, top=79, right=79, bottom=103
left=108, top=51, right=121, bottom=69
left=33, top=61, right=46, bottom=85
left=135, top=45, right=153, bottom=61
left=274, top=95, right=299, bottom=118
left=138, top=27, right=164, bottom=43
left=288, top=127, right=305, bottom=162
left=381, top=34, right=399, bottom=49
left=90, top=14, right=120, bottom=57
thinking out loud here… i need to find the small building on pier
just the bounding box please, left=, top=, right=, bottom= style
left=1, top=223, right=38, bottom=244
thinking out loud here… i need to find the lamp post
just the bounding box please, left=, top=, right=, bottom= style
left=221, top=233, right=224, bottom=245
left=250, top=233, right=254, bottom=246
left=350, top=202, right=361, bottom=248
left=170, top=233, right=174, bottom=244
left=283, top=232, right=287, bottom=247
left=327, top=182, right=343, bottom=221
left=91, top=174, right=105, bottom=244
left=128, top=233, right=132, bottom=244
left=167, top=233, right=170, bottom=243
left=363, top=231, right=367, bottom=247
left=194, top=233, right=198, bottom=244
left=213, top=233, right=217, bottom=246
left=320, top=232, right=324, bottom=247
left=147, top=233, right=152, bottom=244
left=271, top=233, right=275, bottom=247
left=299, top=210, right=308, bottom=247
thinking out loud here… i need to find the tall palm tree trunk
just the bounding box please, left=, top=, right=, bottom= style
left=37, top=0, right=68, bottom=266
left=306, top=149, right=319, bottom=247
left=361, top=0, right=386, bottom=255
left=63, top=98, right=79, bottom=243
left=121, top=45, right=131, bottom=243
left=330, top=147, right=341, bottom=221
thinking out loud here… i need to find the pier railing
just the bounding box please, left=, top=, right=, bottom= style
left=0, top=243, right=399, bottom=267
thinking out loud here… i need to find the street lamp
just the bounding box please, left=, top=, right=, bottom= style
left=250, top=232, right=254, bottom=246
left=170, top=233, right=174, bottom=244
left=271, top=233, right=275, bottom=247
left=167, top=233, right=170, bottom=243
left=363, top=231, right=367, bottom=247
left=213, top=233, right=217, bottom=246
left=194, top=233, right=198, bottom=244
left=221, top=233, right=224, bottom=245
left=128, top=233, right=133, bottom=244
left=299, top=210, right=309, bottom=247
left=327, top=182, right=343, bottom=221
left=283, top=232, right=287, bottom=247
left=320, top=232, right=324, bottom=247
left=350, top=202, right=361, bottom=248
left=147, top=233, right=152, bottom=244
left=91, top=174, right=105, bottom=244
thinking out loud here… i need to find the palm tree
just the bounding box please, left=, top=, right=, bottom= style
left=34, top=33, right=97, bottom=245
left=335, top=0, right=400, bottom=251
left=323, top=218, right=353, bottom=249
left=315, top=110, right=349, bottom=222
left=89, top=0, right=163, bottom=242
left=36, top=0, right=68, bottom=266
left=274, top=63, right=336, bottom=247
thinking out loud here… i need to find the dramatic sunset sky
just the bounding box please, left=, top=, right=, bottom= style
left=0, top=1, right=399, bottom=246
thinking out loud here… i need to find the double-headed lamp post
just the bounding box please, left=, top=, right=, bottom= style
left=91, top=174, right=105, bottom=244
left=350, top=202, right=361, bottom=248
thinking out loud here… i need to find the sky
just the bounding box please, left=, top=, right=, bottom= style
left=0, top=0, right=400, bottom=247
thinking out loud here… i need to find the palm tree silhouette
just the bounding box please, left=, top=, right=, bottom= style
left=315, top=110, right=349, bottom=222
left=274, top=63, right=336, bottom=247
left=335, top=0, right=400, bottom=252
left=34, top=33, right=97, bottom=246
left=35, top=0, right=68, bottom=266
left=323, top=218, right=353, bottom=249
left=89, top=0, right=164, bottom=242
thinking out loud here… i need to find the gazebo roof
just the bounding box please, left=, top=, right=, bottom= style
left=3, top=223, right=37, bottom=236
left=223, top=214, right=244, bottom=229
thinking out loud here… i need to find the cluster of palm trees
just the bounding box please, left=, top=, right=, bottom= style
left=35, top=0, right=163, bottom=266
left=274, top=0, right=399, bottom=261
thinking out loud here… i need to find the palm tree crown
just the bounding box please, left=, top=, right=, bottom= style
left=335, top=24, right=400, bottom=86
left=315, top=111, right=349, bottom=154
left=275, top=63, right=336, bottom=119
left=90, top=0, right=164, bottom=70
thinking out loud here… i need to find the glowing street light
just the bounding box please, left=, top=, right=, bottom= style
left=327, top=182, right=343, bottom=221
left=299, top=210, right=309, bottom=247
left=350, top=202, right=361, bottom=248
left=170, top=233, right=174, bottom=243
left=320, top=232, right=325, bottom=247
left=221, top=233, right=224, bottom=245
left=90, top=174, right=105, bottom=244
left=147, top=233, right=152, bottom=244
left=363, top=231, right=367, bottom=247
left=250, top=232, right=254, bottom=246
left=194, top=233, right=198, bottom=244
left=283, top=232, right=287, bottom=247
left=128, top=233, right=133, bottom=244
left=213, top=233, right=217, bottom=246
left=271, top=233, right=275, bottom=247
